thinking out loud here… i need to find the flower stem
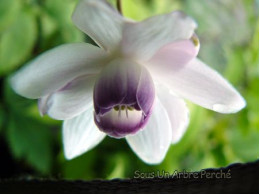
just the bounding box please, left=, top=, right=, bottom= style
left=116, top=0, right=123, bottom=15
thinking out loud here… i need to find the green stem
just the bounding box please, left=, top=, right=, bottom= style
left=116, top=0, right=123, bottom=15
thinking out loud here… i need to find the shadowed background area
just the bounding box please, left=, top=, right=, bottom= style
left=0, top=0, right=258, bottom=180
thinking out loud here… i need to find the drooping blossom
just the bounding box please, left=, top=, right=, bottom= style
left=10, top=0, right=246, bottom=164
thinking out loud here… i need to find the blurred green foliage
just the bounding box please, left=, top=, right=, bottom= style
left=0, top=0, right=258, bottom=179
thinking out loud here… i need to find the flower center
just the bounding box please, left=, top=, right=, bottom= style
left=94, top=104, right=146, bottom=138
left=93, top=58, right=155, bottom=138
left=112, top=105, right=143, bottom=122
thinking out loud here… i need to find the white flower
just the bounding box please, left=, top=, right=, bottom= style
left=10, top=0, right=246, bottom=164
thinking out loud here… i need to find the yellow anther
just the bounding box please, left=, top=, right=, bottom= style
left=114, top=105, right=120, bottom=111
left=191, top=35, right=199, bottom=47
left=127, top=106, right=134, bottom=111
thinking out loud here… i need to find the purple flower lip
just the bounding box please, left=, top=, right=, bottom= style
left=93, top=59, right=155, bottom=138
left=94, top=104, right=153, bottom=138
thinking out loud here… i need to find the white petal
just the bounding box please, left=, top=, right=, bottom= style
left=148, top=38, right=199, bottom=70
left=10, top=43, right=107, bottom=99
left=126, top=98, right=172, bottom=164
left=63, top=106, right=106, bottom=160
left=150, top=58, right=246, bottom=113
left=72, top=0, right=124, bottom=51
left=121, top=11, right=197, bottom=61
left=156, top=84, right=189, bottom=144
left=39, top=75, right=96, bottom=120
left=38, top=95, right=49, bottom=116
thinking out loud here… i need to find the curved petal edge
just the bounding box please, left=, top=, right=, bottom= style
left=126, top=97, right=172, bottom=164
left=150, top=58, right=246, bottom=114
left=63, top=106, right=106, bottom=160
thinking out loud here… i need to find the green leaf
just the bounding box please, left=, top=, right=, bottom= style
left=6, top=112, right=53, bottom=174
left=61, top=149, right=98, bottom=180
left=4, top=78, right=36, bottom=114
left=224, top=48, right=245, bottom=85
left=0, top=105, right=4, bottom=133
left=229, top=127, right=259, bottom=161
left=4, top=78, right=60, bottom=125
left=44, top=0, right=73, bottom=24
left=0, top=0, right=20, bottom=31
left=43, top=0, right=84, bottom=44
left=0, top=9, right=37, bottom=76
left=106, top=153, right=127, bottom=179
left=122, top=0, right=152, bottom=20
left=152, top=0, right=182, bottom=15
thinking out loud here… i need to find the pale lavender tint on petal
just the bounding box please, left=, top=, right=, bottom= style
left=93, top=59, right=155, bottom=138
left=38, top=75, right=96, bottom=120
left=148, top=39, right=198, bottom=72
left=136, top=67, right=155, bottom=115
left=121, top=11, right=197, bottom=61
left=150, top=58, right=246, bottom=113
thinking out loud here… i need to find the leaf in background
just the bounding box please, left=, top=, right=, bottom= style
left=0, top=9, right=37, bottom=76
left=4, top=78, right=60, bottom=125
left=61, top=149, right=98, bottom=180
left=106, top=154, right=126, bottom=179
left=43, top=0, right=84, bottom=46
left=4, top=78, right=36, bottom=115
left=229, top=127, right=259, bottom=161
left=4, top=79, right=59, bottom=174
left=224, top=48, right=245, bottom=85
left=185, top=0, right=254, bottom=73
left=152, top=0, right=181, bottom=15
left=121, top=0, right=181, bottom=20
left=165, top=105, right=209, bottom=167
left=6, top=112, right=53, bottom=174
left=44, top=0, right=72, bottom=24
left=0, top=0, right=20, bottom=31
left=245, top=77, right=259, bottom=130
left=121, top=0, right=151, bottom=20
left=61, top=137, right=131, bottom=179
left=0, top=105, right=4, bottom=133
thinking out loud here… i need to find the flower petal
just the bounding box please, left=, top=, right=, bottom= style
left=63, top=106, right=106, bottom=160
left=136, top=66, right=155, bottom=115
left=10, top=43, right=107, bottom=99
left=156, top=84, right=189, bottom=143
left=126, top=98, right=172, bottom=164
left=94, top=107, right=147, bottom=138
left=150, top=58, right=246, bottom=113
left=39, top=75, right=96, bottom=120
left=72, top=0, right=124, bottom=51
left=94, top=59, right=155, bottom=116
left=121, top=11, right=197, bottom=61
left=148, top=37, right=199, bottom=70
left=94, top=59, right=131, bottom=112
